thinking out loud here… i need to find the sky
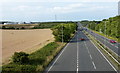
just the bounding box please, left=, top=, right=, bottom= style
left=0, top=0, right=119, bottom=22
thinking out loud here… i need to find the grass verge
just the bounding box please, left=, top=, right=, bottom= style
left=88, top=28, right=119, bottom=42
left=2, top=42, right=66, bottom=73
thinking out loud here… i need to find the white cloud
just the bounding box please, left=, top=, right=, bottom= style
left=12, top=5, right=42, bottom=11
left=1, top=0, right=119, bottom=2
left=1, top=1, right=117, bottom=21
left=52, top=3, right=84, bottom=13
left=51, top=3, right=115, bottom=14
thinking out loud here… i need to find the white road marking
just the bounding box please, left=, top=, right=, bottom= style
left=84, top=41, right=96, bottom=70
left=77, top=31, right=79, bottom=73
left=92, top=61, right=96, bottom=69
left=84, top=41, right=90, bottom=54
left=83, top=32, right=118, bottom=72
left=90, top=55, right=92, bottom=59
left=89, top=37, right=117, bottom=72
left=90, top=32, right=119, bottom=57
left=77, top=68, right=78, bottom=73
left=47, top=34, right=76, bottom=72
left=114, top=46, right=118, bottom=48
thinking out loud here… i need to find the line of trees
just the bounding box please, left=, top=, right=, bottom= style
left=51, top=23, right=77, bottom=42
left=81, top=15, right=120, bottom=39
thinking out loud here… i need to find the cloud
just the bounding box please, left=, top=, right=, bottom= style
left=12, top=5, right=42, bottom=11
left=1, top=1, right=117, bottom=21
left=1, top=0, right=119, bottom=2
left=52, top=3, right=84, bottom=13
left=52, top=3, right=115, bottom=14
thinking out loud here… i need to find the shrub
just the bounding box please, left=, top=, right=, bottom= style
left=2, top=64, right=36, bottom=73
left=21, top=27, right=25, bottom=29
left=12, top=52, right=29, bottom=64
left=2, top=42, right=59, bottom=73
left=2, top=26, right=6, bottom=29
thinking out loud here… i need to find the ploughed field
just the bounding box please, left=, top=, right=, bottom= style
left=2, top=29, right=54, bottom=64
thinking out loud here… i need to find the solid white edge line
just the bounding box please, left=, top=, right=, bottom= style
left=83, top=31, right=117, bottom=72
left=89, top=38, right=117, bottom=72
left=88, top=31, right=120, bottom=58
left=47, top=33, right=76, bottom=72
left=97, top=38, right=119, bottom=57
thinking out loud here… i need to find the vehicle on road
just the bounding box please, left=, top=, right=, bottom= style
left=80, top=38, right=85, bottom=41
left=109, top=40, right=117, bottom=43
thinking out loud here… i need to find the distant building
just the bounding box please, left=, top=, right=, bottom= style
left=4, top=22, right=18, bottom=25
left=118, top=1, right=120, bottom=15
left=18, top=22, right=26, bottom=24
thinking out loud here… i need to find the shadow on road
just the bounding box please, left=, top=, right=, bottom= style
left=69, top=39, right=89, bottom=43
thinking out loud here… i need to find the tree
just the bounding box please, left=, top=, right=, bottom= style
left=52, top=23, right=77, bottom=42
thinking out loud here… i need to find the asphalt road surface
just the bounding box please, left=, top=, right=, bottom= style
left=45, top=23, right=117, bottom=73
left=83, top=24, right=120, bottom=56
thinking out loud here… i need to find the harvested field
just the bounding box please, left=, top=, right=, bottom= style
left=2, top=29, right=54, bottom=64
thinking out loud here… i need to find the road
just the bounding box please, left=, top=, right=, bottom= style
left=84, top=25, right=120, bottom=56
left=45, top=23, right=116, bottom=73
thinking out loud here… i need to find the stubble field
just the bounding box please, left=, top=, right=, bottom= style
left=2, top=29, right=54, bottom=64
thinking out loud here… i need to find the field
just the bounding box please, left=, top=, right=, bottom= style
left=2, top=29, right=54, bottom=64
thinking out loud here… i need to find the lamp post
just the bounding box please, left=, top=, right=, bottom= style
left=104, top=21, right=109, bottom=48
left=118, top=1, right=120, bottom=15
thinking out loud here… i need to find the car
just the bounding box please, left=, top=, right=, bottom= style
left=80, top=38, right=85, bottom=41
left=109, top=40, right=117, bottom=43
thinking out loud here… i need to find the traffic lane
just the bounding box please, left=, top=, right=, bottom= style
left=84, top=37, right=115, bottom=71
left=77, top=24, right=119, bottom=53
left=47, top=34, right=78, bottom=71
left=91, top=32, right=118, bottom=48
left=78, top=31, right=115, bottom=71
left=88, top=29, right=119, bottom=48
left=92, top=32, right=119, bottom=55
left=77, top=31, right=96, bottom=71
left=78, top=41, right=95, bottom=71
left=87, top=30, right=119, bottom=55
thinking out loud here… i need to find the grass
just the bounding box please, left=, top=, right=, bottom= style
left=2, top=42, right=66, bottom=73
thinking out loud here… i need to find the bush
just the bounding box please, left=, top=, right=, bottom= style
left=2, top=42, right=59, bottom=73
left=2, top=64, right=36, bottom=73
left=12, top=52, right=29, bottom=64
left=2, top=26, right=6, bottom=29
left=29, top=42, right=58, bottom=65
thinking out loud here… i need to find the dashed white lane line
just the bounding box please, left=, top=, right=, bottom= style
left=114, top=46, right=118, bottom=48
left=77, top=32, right=79, bottom=73
left=77, top=68, right=78, bottom=73
left=89, top=37, right=117, bottom=71
left=92, top=61, right=96, bottom=69
left=90, top=54, right=92, bottom=59
left=84, top=41, right=97, bottom=70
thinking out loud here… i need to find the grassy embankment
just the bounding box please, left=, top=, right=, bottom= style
left=2, top=42, right=66, bottom=73
left=91, top=29, right=119, bottom=42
